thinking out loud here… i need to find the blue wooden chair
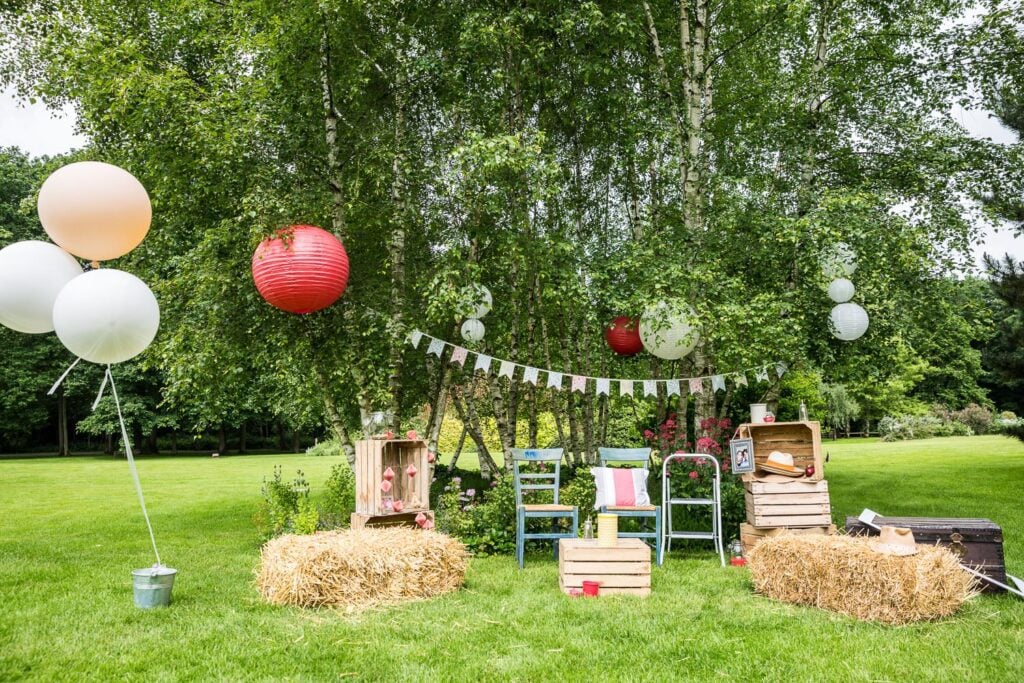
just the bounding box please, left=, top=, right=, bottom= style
left=598, top=447, right=663, bottom=565
left=512, top=448, right=579, bottom=568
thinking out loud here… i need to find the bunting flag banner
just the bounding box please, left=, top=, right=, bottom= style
left=498, top=361, right=515, bottom=379
left=571, top=375, right=586, bottom=393
left=643, top=379, right=657, bottom=397
left=474, top=354, right=493, bottom=374
left=734, top=372, right=748, bottom=387
left=712, top=375, right=726, bottom=393
left=427, top=338, right=445, bottom=357
left=619, top=380, right=634, bottom=397
left=755, top=367, right=769, bottom=382
left=547, top=371, right=563, bottom=389
left=409, top=329, right=424, bottom=349
left=596, top=378, right=610, bottom=396
left=450, top=347, right=468, bottom=366
left=523, top=366, right=539, bottom=385
left=776, top=361, right=789, bottom=378
left=666, top=379, right=681, bottom=396
left=689, top=377, right=704, bottom=394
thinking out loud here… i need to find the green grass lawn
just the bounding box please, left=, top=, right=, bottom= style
left=2, top=435, right=1024, bottom=681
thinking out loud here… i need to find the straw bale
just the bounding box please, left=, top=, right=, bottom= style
left=257, top=528, right=469, bottom=611
left=747, top=533, right=977, bottom=625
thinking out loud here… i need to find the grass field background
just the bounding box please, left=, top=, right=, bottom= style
left=2, top=435, right=1023, bottom=681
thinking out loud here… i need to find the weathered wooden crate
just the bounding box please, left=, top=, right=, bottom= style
left=744, top=479, right=832, bottom=528
left=740, top=521, right=837, bottom=554
left=739, top=421, right=824, bottom=482
left=350, top=510, right=435, bottom=530
left=355, top=439, right=431, bottom=516
left=558, top=538, right=651, bottom=597
left=845, top=516, right=1007, bottom=593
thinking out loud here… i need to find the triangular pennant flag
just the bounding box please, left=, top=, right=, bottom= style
left=689, top=377, right=704, bottom=394
left=498, top=361, right=515, bottom=379
left=547, top=372, right=563, bottom=389
left=571, top=375, right=586, bottom=393
left=523, top=367, right=539, bottom=385
left=776, top=361, right=788, bottom=378
left=666, top=379, right=681, bottom=396
left=474, top=354, right=493, bottom=374
left=450, top=347, right=468, bottom=366
left=408, top=329, right=424, bottom=348
left=596, top=378, right=610, bottom=396
left=643, top=380, right=657, bottom=397
left=619, top=380, right=633, bottom=397
left=427, top=338, right=445, bottom=358
left=734, top=372, right=748, bottom=387
left=712, top=375, right=726, bottom=393
left=755, top=367, right=769, bottom=382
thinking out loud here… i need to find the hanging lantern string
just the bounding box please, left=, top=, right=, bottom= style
left=106, top=364, right=162, bottom=567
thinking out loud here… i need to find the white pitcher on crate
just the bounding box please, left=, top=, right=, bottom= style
left=750, top=403, right=769, bottom=424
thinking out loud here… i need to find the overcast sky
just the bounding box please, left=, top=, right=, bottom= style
left=1, top=85, right=1021, bottom=269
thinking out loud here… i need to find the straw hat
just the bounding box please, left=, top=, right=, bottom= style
left=759, top=451, right=805, bottom=478
left=871, top=526, right=919, bottom=557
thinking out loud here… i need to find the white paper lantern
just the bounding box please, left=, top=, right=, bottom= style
left=827, top=278, right=856, bottom=303
left=461, top=318, right=485, bottom=342
left=463, top=284, right=492, bottom=318
left=822, top=242, right=857, bottom=278
left=639, top=301, right=699, bottom=360
left=0, top=241, right=83, bottom=334
left=52, top=269, right=160, bottom=364
left=829, top=303, right=869, bottom=341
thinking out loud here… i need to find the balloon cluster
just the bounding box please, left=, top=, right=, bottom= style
left=0, top=162, right=159, bottom=364
left=823, top=242, right=869, bottom=342
left=460, top=284, right=491, bottom=343
left=603, top=303, right=701, bottom=360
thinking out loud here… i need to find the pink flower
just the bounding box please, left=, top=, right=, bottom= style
left=664, top=419, right=676, bottom=428
left=643, top=429, right=654, bottom=439
left=466, top=488, right=476, bottom=497
left=688, top=471, right=699, bottom=479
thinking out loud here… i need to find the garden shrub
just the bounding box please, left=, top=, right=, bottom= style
left=436, top=474, right=518, bottom=555
left=560, top=467, right=596, bottom=522
left=254, top=466, right=311, bottom=538
left=320, top=463, right=356, bottom=528
left=880, top=414, right=974, bottom=441
left=952, top=403, right=993, bottom=435
left=305, top=439, right=344, bottom=457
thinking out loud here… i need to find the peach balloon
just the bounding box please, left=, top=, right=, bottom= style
left=37, top=161, right=152, bottom=261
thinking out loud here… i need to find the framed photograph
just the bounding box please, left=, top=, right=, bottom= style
left=730, top=438, right=755, bottom=474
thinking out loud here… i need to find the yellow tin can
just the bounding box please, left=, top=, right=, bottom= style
left=597, top=513, right=619, bottom=547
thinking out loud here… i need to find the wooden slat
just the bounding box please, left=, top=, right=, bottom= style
left=560, top=538, right=651, bottom=562
left=559, top=581, right=650, bottom=597
left=740, top=522, right=835, bottom=538
left=745, top=480, right=829, bottom=495
left=747, top=512, right=833, bottom=527
left=750, top=502, right=831, bottom=515
left=746, top=491, right=830, bottom=505
left=561, top=561, right=651, bottom=574
left=560, top=574, right=651, bottom=588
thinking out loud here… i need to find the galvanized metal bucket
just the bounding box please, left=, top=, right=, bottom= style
left=132, top=566, right=177, bottom=608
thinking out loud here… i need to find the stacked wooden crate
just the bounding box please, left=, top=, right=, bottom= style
left=558, top=538, right=652, bottom=597
left=351, top=438, right=433, bottom=529
left=739, top=421, right=835, bottom=553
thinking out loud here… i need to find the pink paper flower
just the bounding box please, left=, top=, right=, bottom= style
left=383, top=467, right=395, bottom=481
left=688, top=471, right=699, bottom=480
left=406, top=463, right=418, bottom=478
left=380, top=479, right=393, bottom=493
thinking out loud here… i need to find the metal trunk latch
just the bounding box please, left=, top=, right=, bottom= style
left=949, top=532, right=967, bottom=558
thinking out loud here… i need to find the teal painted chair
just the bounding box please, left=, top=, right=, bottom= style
left=512, top=448, right=579, bottom=568
left=598, top=447, right=663, bottom=565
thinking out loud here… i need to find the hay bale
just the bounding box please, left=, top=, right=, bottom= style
left=747, top=534, right=977, bottom=625
left=257, top=528, right=468, bottom=611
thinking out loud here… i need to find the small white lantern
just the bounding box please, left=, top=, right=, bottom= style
left=463, top=284, right=492, bottom=319
left=827, top=278, right=856, bottom=303
left=461, top=318, right=485, bottom=342
left=829, top=303, right=869, bottom=341
left=822, top=242, right=857, bottom=278
left=639, top=301, right=699, bottom=360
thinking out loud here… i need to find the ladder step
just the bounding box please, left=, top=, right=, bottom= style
left=667, top=531, right=716, bottom=540
left=667, top=498, right=715, bottom=505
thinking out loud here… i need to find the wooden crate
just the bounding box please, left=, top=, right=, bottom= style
left=355, top=439, right=431, bottom=516
left=739, top=421, right=824, bottom=482
left=558, top=538, right=651, bottom=597
left=845, top=516, right=1007, bottom=593
left=350, top=511, right=435, bottom=530
left=740, top=521, right=836, bottom=554
left=744, top=479, right=832, bottom=528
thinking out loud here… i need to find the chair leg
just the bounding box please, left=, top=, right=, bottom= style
left=516, top=507, right=525, bottom=568
left=655, top=510, right=663, bottom=566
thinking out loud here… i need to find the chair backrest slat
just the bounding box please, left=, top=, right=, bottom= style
left=511, top=448, right=564, bottom=507
left=598, top=447, right=652, bottom=468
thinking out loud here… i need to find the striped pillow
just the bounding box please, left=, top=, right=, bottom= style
left=591, top=467, right=651, bottom=509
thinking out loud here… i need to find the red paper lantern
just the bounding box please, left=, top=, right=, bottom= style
left=604, top=316, right=643, bottom=356
left=252, top=225, right=349, bottom=314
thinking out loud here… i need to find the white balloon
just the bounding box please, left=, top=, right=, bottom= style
left=52, top=269, right=160, bottom=364
left=461, top=318, right=485, bottom=342
left=827, top=278, right=856, bottom=303
left=463, top=284, right=492, bottom=318
left=830, top=303, right=869, bottom=341
left=822, top=242, right=857, bottom=278
left=0, top=240, right=83, bottom=334
left=639, top=302, right=699, bottom=360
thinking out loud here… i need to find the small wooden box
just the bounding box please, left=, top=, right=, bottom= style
left=558, top=538, right=651, bottom=597
left=845, top=516, right=1007, bottom=593
left=739, top=421, right=824, bottom=482
left=740, top=521, right=837, bottom=554
left=744, top=479, right=832, bottom=528
left=355, top=439, right=431, bottom=516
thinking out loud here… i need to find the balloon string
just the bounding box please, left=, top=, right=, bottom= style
left=47, top=357, right=82, bottom=396
left=91, top=371, right=109, bottom=410
left=106, top=365, right=162, bottom=567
